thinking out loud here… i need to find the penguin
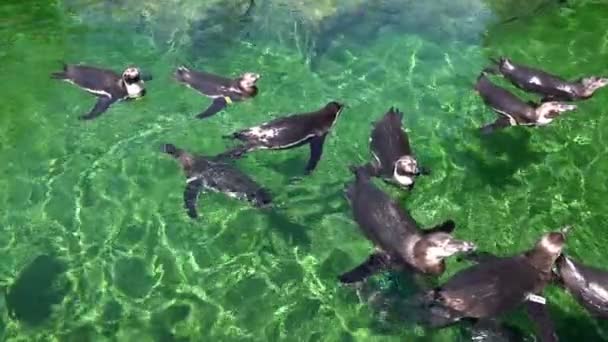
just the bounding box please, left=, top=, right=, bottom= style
left=51, top=63, right=151, bottom=120
left=337, top=166, right=476, bottom=284
left=222, top=101, right=345, bottom=175
left=173, top=66, right=260, bottom=119
left=420, top=227, right=572, bottom=342
left=475, top=72, right=577, bottom=134
left=554, top=254, right=608, bottom=319
left=361, top=107, right=430, bottom=191
left=484, top=57, right=608, bottom=102
left=161, top=143, right=272, bottom=219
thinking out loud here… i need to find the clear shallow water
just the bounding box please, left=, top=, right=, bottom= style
left=2, top=0, right=608, bottom=340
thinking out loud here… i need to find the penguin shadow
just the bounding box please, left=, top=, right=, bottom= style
left=188, top=0, right=255, bottom=59
left=262, top=154, right=314, bottom=180
left=462, top=129, right=544, bottom=188
left=551, top=307, right=608, bottom=340
left=5, top=254, right=72, bottom=326
left=283, top=179, right=352, bottom=218
left=342, top=266, right=446, bottom=336
left=262, top=209, right=313, bottom=248
left=351, top=270, right=436, bottom=336
left=259, top=179, right=350, bottom=248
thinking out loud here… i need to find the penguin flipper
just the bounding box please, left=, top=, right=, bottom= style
left=525, top=298, right=558, bottom=342
left=196, top=97, right=228, bottom=119
left=479, top=116, right=510, bottom=135
left=424, top=220, right=456, bottom=234
left=184, top=178, right=204, bottom=219
left=540, top=95, right=559, bottom=103
left=338, top=251, right=391, bottom=284
left=304, top=134, right=327, bottom=175
left=80, top=96, right=115, bottom=120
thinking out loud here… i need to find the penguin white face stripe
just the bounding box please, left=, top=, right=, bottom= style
left=125, top=82, right=145, bottom=98
left=393, top=172, right=414, bottom=186
left=503, top=59, right=515, bottom=71
left=539, top=235, right=562, bottom=254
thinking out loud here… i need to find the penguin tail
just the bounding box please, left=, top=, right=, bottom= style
left=349, top=164, right=372, bottom=180
left=50, top=61, right=68, bottom=79
left=221, top=132, right=237, bottom=140
left=482, top=57, right=503, bottom=75
left=217, top=145, right=248, bottom=159
left=161, top=143, right=180, bottom=157
left=174, top=66, right=190, bottom=81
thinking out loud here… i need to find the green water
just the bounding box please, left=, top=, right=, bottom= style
left=2, top=0, right=608, bottom=340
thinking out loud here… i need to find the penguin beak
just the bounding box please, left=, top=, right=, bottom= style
left=560, top=225, right=573, bottom=236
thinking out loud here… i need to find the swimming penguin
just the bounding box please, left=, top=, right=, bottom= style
left=475, top=72, right=577, bottom=134
left=338, top=166, right=476, bottom=284
left=174, top=66, right=260, bottom=119
left=51, top=63, right=150, bottom=120
left=161, top=143, right=272, bottom=219
left=484, top=57, right=608, bottom=102
left=554, top=254, right=608, bottom=319
left=222, top=101, right=345, bottom=175
left=421, top=227, right=572, bottom=342
left=361, top=107, right=430, bottom=191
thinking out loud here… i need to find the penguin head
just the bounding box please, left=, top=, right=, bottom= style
left=536, top=101, right=576, bottom=119
left=580, top=76, right=608, bottom=97
left=326, top=101, right=345, bottom=114
left=122, top=67, right=142, bottom=83
left=536, top=226, right=571, bottom=257
left=238, top=72, right=260, bottom=90
left=122, top=67, right=146, bottom=98
left=393, top=156, right=419, bottom=187
left=498, top=57, right=516, bottom=71
left=419, top=232, right=477, bottom=264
